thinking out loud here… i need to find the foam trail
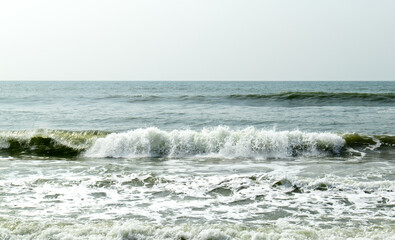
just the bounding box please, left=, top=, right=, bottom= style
left=85, top=127, right=345, bottom=159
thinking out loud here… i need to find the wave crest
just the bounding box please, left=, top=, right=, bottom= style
left=227, top=92, right=395, bottom=107
left=85, top=127, right=345, bottom=159
left=1, top=128, right=393, bottom=159
left=228, top=92, right=395, bottom=101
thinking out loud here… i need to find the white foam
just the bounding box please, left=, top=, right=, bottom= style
left=0, top=219, right=393, bottom=240
left=85, top=127, right=345, bottom=159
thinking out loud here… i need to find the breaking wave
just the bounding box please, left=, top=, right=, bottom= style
left=85, top=127, right=345, bottom=159
left=1, top=127, right=394, bottom=158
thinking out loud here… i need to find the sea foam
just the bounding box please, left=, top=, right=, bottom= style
left=85, top=127, right=345, bottom=159
left=0, top=219, right=393, bottom=240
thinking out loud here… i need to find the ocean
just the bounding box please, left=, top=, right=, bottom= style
left=0, top=81, right=394, bottom=239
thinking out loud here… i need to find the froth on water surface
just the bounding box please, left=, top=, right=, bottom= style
left=0, top=153, right=394, bottom=239
left=0, top=81, right=394, bottom=239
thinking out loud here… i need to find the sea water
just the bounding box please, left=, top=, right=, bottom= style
left=0, top=81, right=394, bottom=239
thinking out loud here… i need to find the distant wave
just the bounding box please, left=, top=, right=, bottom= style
left=228, top=92, right=395, bottom=103
left=95, top=92, right=395, bottom=106
left=97, top=94, right=161, bottom=102
left=1, top=127, right=393, bottom=158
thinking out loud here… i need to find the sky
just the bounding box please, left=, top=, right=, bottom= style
left=1, top=0, right=394, bottom=81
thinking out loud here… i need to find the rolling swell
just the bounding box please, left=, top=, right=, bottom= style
left=343, top=133, right=395, bottom=148
left=228, top=92, right=395, bottom=105
left=95, top=92, right=395, bottom=106
left=0, top=130, right=106, bottom=157
left=1, top=128, right=394, bottom=158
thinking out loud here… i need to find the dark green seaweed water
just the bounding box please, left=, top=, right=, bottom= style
left=0, top=81, right=394, bottom=239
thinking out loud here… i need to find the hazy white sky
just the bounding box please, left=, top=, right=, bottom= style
left=1, top=0, right=394, bottom=81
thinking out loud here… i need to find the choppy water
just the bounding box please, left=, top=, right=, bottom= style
left=0, top=81, right=394, bottom=239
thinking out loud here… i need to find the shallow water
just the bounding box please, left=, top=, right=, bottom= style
left=0, top=81, right=394, bottom=239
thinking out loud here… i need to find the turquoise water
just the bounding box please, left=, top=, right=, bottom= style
left=0, top=81, right=394, bottom=239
